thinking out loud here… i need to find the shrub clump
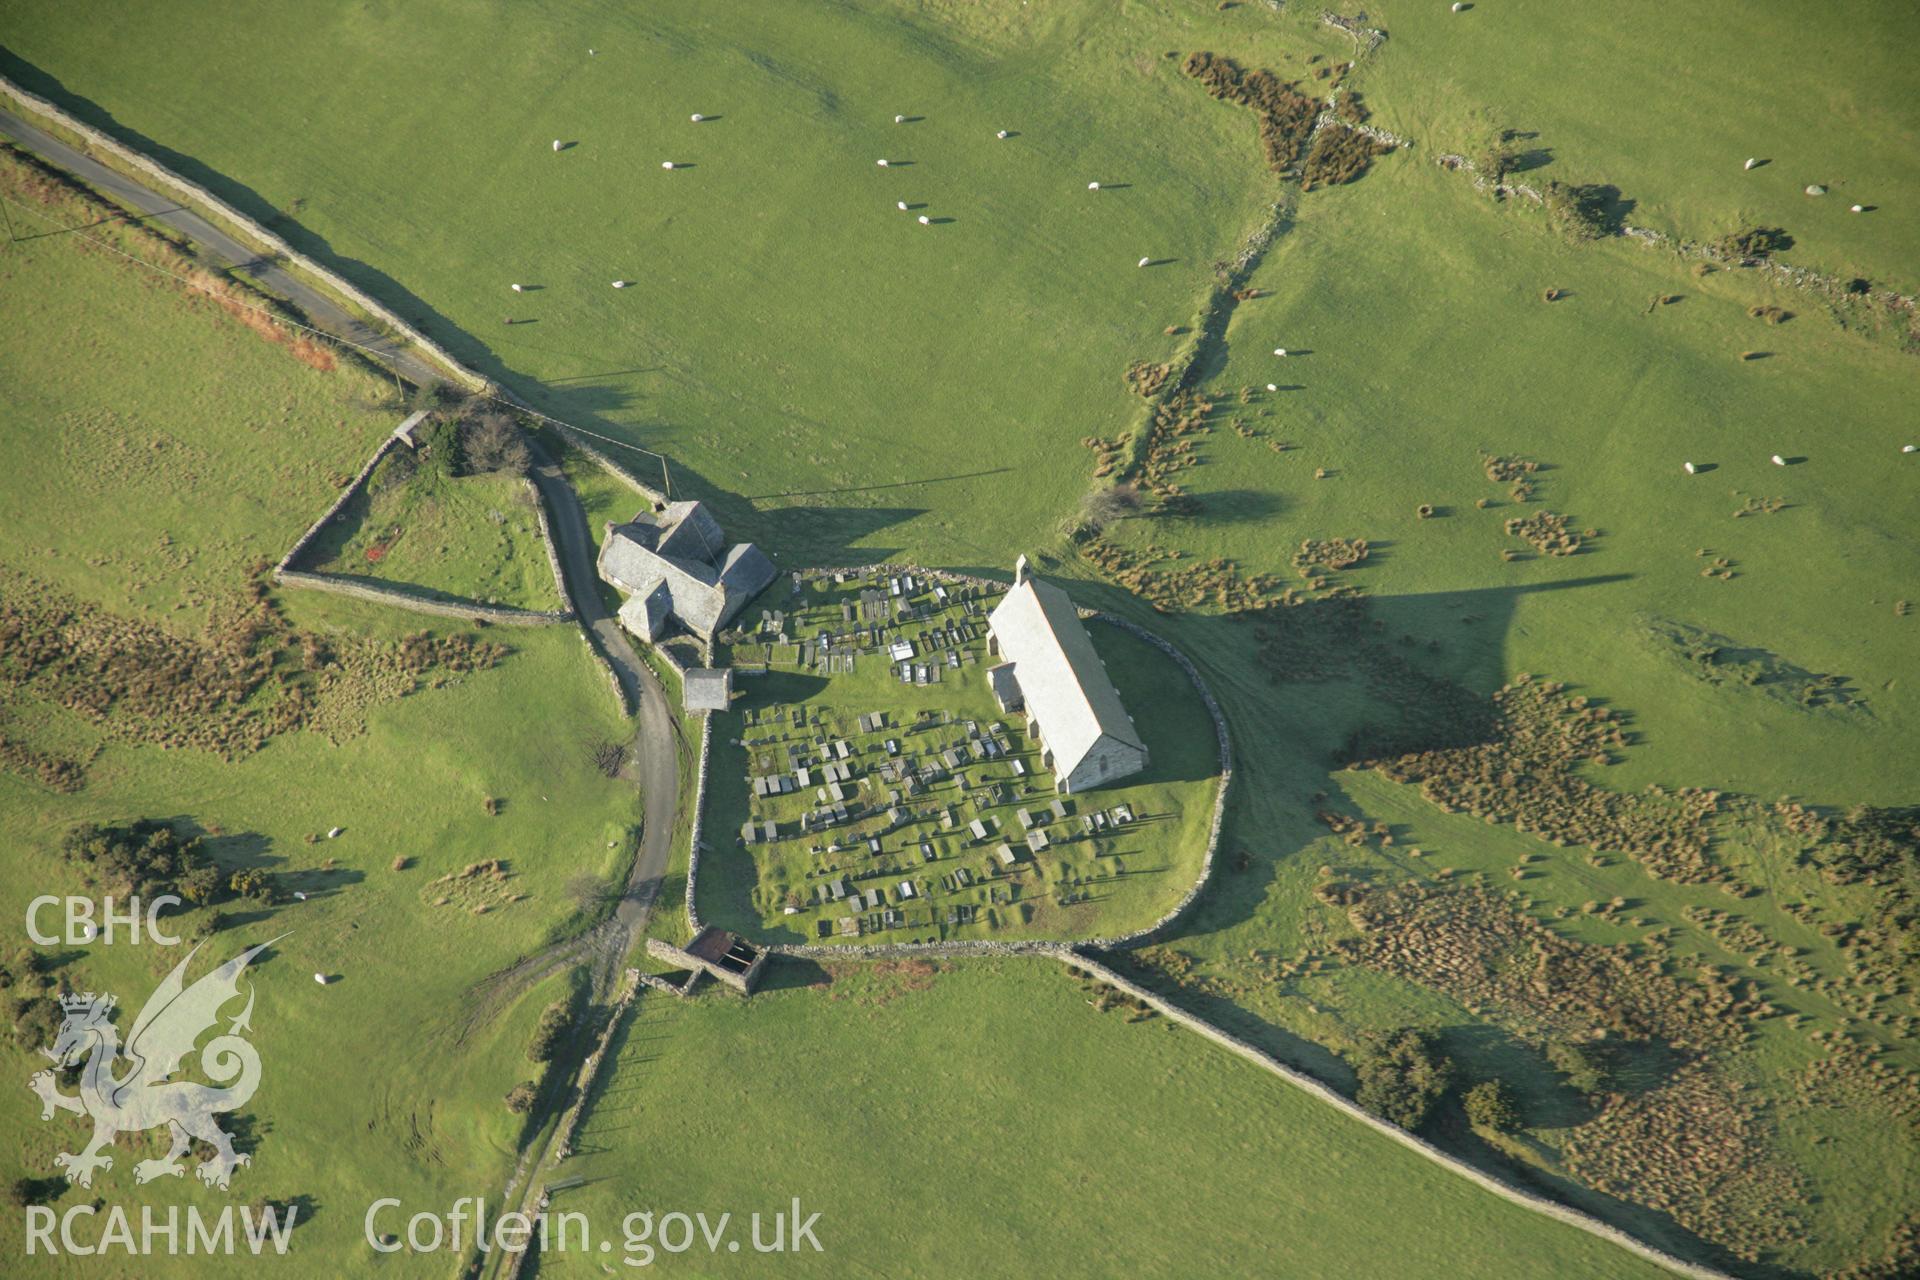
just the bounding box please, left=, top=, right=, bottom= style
left=1351, top=1027, right=1453, bottom=1130
left=1713, top=226, right=1794, bottom=260
left=527, top=999, right=573, bottom=1063
left=1464, top=1078, right=1521, bottom=1131
left=1541, top=181, right=1626, bottom=241
left=1182, top=52, right=1321, bottom=175
left=1303, top=124, right=1392, bottom=190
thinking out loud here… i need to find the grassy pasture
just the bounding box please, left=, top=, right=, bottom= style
left=0, top=169, right=640, bottom=1274
left=302, top=444, right=564, bottom=611
left=549, top=959, right=1673, bottom=1280
left=2, top=0, right=1916, bottom=1273
left=1125, top=155, right=1920, bottom=802
left=0, top=0, right=1351, bottom=566
left=1342, top=0, right=1920, bottom=292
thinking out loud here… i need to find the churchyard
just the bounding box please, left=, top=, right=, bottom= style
left=701, top=569, right=1219, bottom=944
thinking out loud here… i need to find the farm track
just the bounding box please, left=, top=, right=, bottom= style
left=0, top=108, right=443, bottom=388
left=0, top=102, right=694, bottom=1269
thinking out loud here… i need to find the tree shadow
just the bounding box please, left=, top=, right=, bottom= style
left=1195, top=489, right=1291, bottom=524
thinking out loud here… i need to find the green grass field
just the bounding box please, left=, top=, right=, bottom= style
left=699, top=572, right=1219, bottom=944
left=303, top=445, right=564, bottom=611
left=548, top=959, right=1673, bottom=1279
left=0, top=158, right=640, bottom=1273
left=1345, top=0, right=1920, bottom=292
left=2, top=0, right=1916, bottom=1273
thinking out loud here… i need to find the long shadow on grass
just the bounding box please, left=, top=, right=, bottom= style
left=1026, top=568, right=1809, bottom=1276
left=2, top=57, right=944, bottom=584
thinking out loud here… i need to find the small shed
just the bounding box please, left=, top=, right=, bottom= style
left=684, top=668, right=732, bottom=713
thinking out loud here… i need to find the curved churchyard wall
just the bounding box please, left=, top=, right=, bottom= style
left=686, top=565, right=1230, bottom=951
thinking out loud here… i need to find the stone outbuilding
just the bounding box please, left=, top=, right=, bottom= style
left=598, top=500, right=775, bottom=642
left=646, top=926, right=768, bottom=994
left=683, top=667, right=732, bottom=713
left=986, top=556, right=1148, bottom=793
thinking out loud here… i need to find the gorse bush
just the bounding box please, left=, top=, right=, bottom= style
left=1351, top=1027, right=1453, bottom=1130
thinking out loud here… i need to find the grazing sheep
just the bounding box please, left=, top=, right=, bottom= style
left=1771, top=454, right=1787, bottom=466
left=1684, top=461, right=1697, bottom=475
left=996, top=129, right=1010, bottom=139
left=1903, top=445, right=1917, bottom=454
left=1851, top=203, right=1866, bottom=213
left=1744, top=157, right=1759, bottom=170
left=313, top=973, right=332, bottom=985
left=1805, top=184, right=1826, bottom=196
left=1274, top=347, right=1289, bottom=357
left=897, top=201, right=908, bottom=211
left=894, top=114, right=906, bottom=124
left=552, top=140, right=563, bottom=152
left=918, top=215, right=931, bottom=225
left=690, top=113, right=705, bottom=123
left=1088, top=181, right=1101, bottom=190
left=877, top=158, right=890, bottom=167
left=1265, top=383, right=1278, bottom=392
left=1138, top=256, right=1150, bottom=268
left=661, top=161, right=675, bottom=169
left=510, top=283, right=524, bottom=293
left=612, top=280, right=629, bottom=289
left=1451, top=2, right=1464, bottom=9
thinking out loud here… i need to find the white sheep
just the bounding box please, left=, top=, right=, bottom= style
left=661, top=161, right=675, bottom=170
left=1265, top=383, right=1278, bottom=392
left=612, top=280, right=629, bottom=289
left=894, top=114, right=906, bottom=124
left=996, top=129, right=1010, bottom=140
left=510, top=284, right=524, bottom=293
left=690, top=113, right=705, bottom=123
left=1138, top=256, right=1150, bottom=268
left=1274, top=347, right=1289, bottom=357
left=897, top=201, right=908, bottom=211
left=876, top=158, right=890, bottom=167
left=1904, top=445, right=1917, bottom=454
left=1088, top=181, right=1100, bottom=190
left=1851, top=204, right=1866, bottom=213
left=313, top=973, right=332, bottom=985
left=1744, top=157, right=1759, bottom=171
left=918, top=215, right=931, bottom=225
left=1771, top=454, right=1787, bottom=466
left=1683, top=461, right=1697, bottom=475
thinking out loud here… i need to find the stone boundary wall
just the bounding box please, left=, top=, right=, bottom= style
left=273, top=424, right=573, bottom=626
left=1057, top=952, right=1728, bottom=1280
left=527, top=475, right=572, bottom=612
left=1433, top=152, right=1917, bottom=318
left=274, top=436, right=398, bottom=576
left=275, top=570, right=572, bottom=625
left=0, top=77, right=488, bottom=395
left=559, top=429, right=669, bottom=510
left=550, top=967, right=641, bottom=1163
left=1078, top=614, right=1231, bottom=950
left=684, top=563, right=1232, bottom=952
left=684, top=711, right=713, bottom=930
left=1321, top=11, right=1387, bottom=55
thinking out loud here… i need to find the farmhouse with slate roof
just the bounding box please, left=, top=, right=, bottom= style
left=597, top=500, right=775, bottom=642
left=985, top=556, right=1148, bottom=793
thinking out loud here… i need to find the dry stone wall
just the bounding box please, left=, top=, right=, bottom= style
left=1060, top=952, right=1729, bottom=1280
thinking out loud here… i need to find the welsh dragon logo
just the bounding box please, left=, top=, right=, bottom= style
left=28, top=937, right=281, bottom=1190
